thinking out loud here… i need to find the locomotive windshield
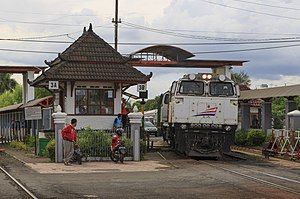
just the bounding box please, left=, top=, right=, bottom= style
left=209, top=82, right=234, bottom=96
left=179, top=81, right=204, bottom=95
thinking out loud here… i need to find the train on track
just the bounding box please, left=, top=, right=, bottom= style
left=158, top=66, right=240, bottom=157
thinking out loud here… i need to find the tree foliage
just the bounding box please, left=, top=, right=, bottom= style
left=0, top=84, right=52, bottom=108
left=232, top=71, right=251, bottom=86
left=35, top=87, right=52, bottom=99
left=0, top=84, right=22, bottom=108
left=144, top=96, right=160, bottom=111
left=0, top=73, right=17, bottom=94
left=272, top=97, right=285, bottom=129
left=131, top=95, right=161, bottom=112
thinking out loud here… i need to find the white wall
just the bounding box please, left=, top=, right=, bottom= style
left=67, top=115, right=115, bottom=130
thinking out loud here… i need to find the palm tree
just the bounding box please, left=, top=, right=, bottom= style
left=0, top=73, right=17, bottom=94
left=232, top=71, right=251, bottom=86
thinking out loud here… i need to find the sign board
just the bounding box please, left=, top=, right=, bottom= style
left=49, top=81, right=59, bottom=90
left=139, top=91, right=148, bottom=99
left=25, top=106, right=42, bottom=120
left=137, top=84, right=147, bottom=92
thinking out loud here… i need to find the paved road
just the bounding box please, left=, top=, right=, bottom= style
left=0, top=151, right=300, bottom=199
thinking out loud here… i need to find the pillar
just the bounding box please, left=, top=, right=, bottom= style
left=240, top=101, right=250, bottom=130
left=52, top=105, right=67, bottom=163
left=261, top=99, right=272, bottom=133
left=128, top=106, right=143, bottom=161
left=285, top=97, right=297, bottom=129
left=22, top=71, right=35, bottom=104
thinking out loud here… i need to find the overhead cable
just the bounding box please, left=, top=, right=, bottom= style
left=231, top=0, right=300, bottom=11
left=122, top=21, right=300, bottom=41
left=193, top=43, right=300, bottom=54
left=198, top=0, right=300, bottom=21
left=2, top=38, right=300, bottom=46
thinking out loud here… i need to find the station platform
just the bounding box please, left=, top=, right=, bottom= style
left=2, top=145, right=170, bottom=174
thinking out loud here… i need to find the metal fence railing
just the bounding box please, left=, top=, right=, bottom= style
left=77, top=128, right=133, bottom=161
left=0, top=112, right=27, bottom=144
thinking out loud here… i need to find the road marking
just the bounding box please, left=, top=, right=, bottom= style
left=0, top=166, right=38, bottom=199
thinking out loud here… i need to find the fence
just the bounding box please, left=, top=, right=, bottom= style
left=0, top=111, right=27, bottom=144
left=77, top=127, right=133, bottom=161
left=264, top=129, right=300, bottom=159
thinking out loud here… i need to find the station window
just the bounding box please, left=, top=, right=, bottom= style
left=75, top=89, right=114, bottom=115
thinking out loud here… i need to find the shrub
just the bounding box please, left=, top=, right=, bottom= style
left=247, top=129, right=266, bottom=146
left=140, top=140, right=147, bottom=160
left=9, top=141, right=27, bottom=150
left=235, top=129, right=248, bottom=146
left=265, top=133, right=273, bottom=143
left=24, top=136, right=36, bottom=148
left=45, top=139, right=55, bottom=162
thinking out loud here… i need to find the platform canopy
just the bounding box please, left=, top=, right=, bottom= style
left=239, top=84, right=300, bottom=100
left=132, top=45, right=195, bottom=61
left=128, top=45, right=247, bottom=68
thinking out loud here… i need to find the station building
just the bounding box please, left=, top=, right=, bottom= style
left=30, top=24, right=151, bottom=129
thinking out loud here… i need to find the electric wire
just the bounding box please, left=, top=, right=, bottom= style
left=0, top=9, right=99, bottom=17
left=1, top=43, right=300, bottom=55
left=193, top=43, right=300, bottom=54
left=122, top=21, right=300, bottom=41
left=198, top=0, right=300, bottom=21
left=3, top=38, right=300, bottom=46
left=231, top=0, right=300, bottom=11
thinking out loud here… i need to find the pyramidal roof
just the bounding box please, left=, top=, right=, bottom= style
left=32, top=24, right=150, bottom=85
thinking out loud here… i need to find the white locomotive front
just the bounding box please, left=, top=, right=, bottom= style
left=160, top=71, right=240, bottom=157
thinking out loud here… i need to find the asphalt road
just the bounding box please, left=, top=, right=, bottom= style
left=0, top=151, right=300, bottom=199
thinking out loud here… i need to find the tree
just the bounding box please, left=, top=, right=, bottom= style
left=272, top=97, right=285, bottom=129
left=132, top=101, right=141, bottom=111
left=35, top=88, right=52, bottom=99
left=0, top=84, right=22, bottom=108
left=232, top=71, right=251, bottom=86
left=144, top=96, right=161, bottom=111
left=0, top=73, right=17, bottom=94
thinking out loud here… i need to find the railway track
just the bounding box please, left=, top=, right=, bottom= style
left=199, top=160, right=300, bottom=195
left=0, top=165, right=38, bottom=199
left=157, top=151, right=300, bottom=196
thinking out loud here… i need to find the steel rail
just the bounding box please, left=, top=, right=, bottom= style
left=199, top=161, right=300, bottom=195
left=0, top=166, right=38, bottom=199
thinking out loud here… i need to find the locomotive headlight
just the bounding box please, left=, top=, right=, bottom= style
left=225, top=126, right=231, bottom=131
left=207, top=74, right=212, bottom=79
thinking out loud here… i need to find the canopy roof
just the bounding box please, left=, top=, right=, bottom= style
left=31, top=24, right=150, bottom=86
left=132, top=45, right=195, bottom=61
left=0, top=66, right=47, bottom=73
left=239, top=84, right=300, bottom=100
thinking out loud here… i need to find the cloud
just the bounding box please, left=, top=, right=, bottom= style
left=1, top=0, right=300, bottom=99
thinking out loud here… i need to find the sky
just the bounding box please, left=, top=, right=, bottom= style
left=1, top=0, right=300, bottom=98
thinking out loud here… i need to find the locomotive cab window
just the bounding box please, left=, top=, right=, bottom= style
left=209, top=82, right=234, bottom=97
left=164, top=93, right=170, bottom=104
left=179, top=81, right=204, bottom=95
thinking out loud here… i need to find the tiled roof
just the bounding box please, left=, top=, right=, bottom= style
left=32, top=24, right=150, bottom=85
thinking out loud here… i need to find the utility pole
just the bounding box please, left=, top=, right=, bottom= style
left=112, top=0, right=121, bottom=51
